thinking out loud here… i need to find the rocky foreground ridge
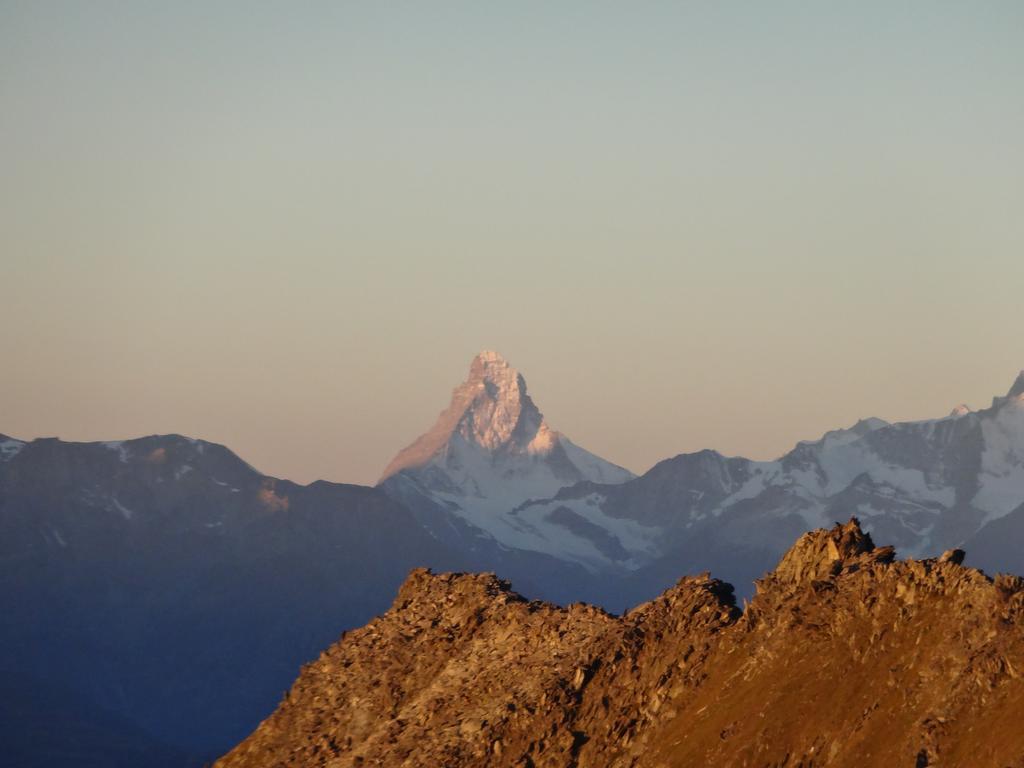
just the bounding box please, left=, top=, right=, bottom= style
left=216, top=520, right=1024, bottom=768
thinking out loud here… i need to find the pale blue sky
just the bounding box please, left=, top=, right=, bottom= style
left=2, top=2, right=1023, bottom=483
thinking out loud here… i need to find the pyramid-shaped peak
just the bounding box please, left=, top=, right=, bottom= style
left=379, top=352, right=548, bottom=481
left=379, top=352, right=634, bottom=488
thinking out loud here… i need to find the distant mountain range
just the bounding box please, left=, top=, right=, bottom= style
left=0, top=434, right=464, bottom=765
left=3, top=353, right=1024, bottom=764
left=379, top=352, right=1024, bottom=604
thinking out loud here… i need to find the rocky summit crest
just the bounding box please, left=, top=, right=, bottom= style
left=216, top=520, right=1024, bottom=768
left=379, top=351, right=553, bottom=482
left=455, top=350, right=550, bottom=454
left=377, top=352, right=633, bottom=509
left=769, top=518, right=895, bottom=585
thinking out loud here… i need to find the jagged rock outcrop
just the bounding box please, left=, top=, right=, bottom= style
left=217, top=519, right=1024, bottom=768
left=770, top=519, right=895, bottom=584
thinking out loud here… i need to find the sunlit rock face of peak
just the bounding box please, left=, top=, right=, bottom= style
left=380, top=352, right=628, bottom=484
left=454, top=350, right=548, bottom=454
left=379, top=351, right=547, bottom=483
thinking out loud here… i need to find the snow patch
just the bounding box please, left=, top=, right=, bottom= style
left=442, top=491, right=660, bottom=572
left=103, top=441, right=131, bottom=463
left=111, top=497, right=135, bottom=520
left=560, top=437, right=634, bottom=484
left=0, top=439, right=25, bottom=461
left=975, top=402, right=1024, bottom=521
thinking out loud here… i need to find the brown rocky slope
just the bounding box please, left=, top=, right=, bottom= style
left=216, top=520, right=1024, bottom=767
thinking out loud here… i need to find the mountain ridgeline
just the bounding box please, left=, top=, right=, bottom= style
left=3, top=354, right=1024, bottom=765
left=379, top=356, right=1024, bottom=606
left=0, top=434, right=466, bottom=765
left=215, top=519, right=1024, bottom=767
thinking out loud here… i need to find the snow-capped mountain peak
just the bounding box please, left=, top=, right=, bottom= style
left=380, top=351, right=625, bottom=483
left=378, top=352, right=635, bottom=570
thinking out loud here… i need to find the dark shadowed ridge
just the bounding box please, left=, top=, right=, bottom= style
left=0, top=432, right=468, bottom=766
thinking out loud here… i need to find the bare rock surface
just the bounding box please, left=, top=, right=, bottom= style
left=216, top=520, right=1024, bottom=768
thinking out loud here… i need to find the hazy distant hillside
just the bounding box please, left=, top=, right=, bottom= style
left=0, top=434, right=463, bottom=765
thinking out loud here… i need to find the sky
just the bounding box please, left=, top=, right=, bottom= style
left=2, top=2, right=1023, bottom=485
